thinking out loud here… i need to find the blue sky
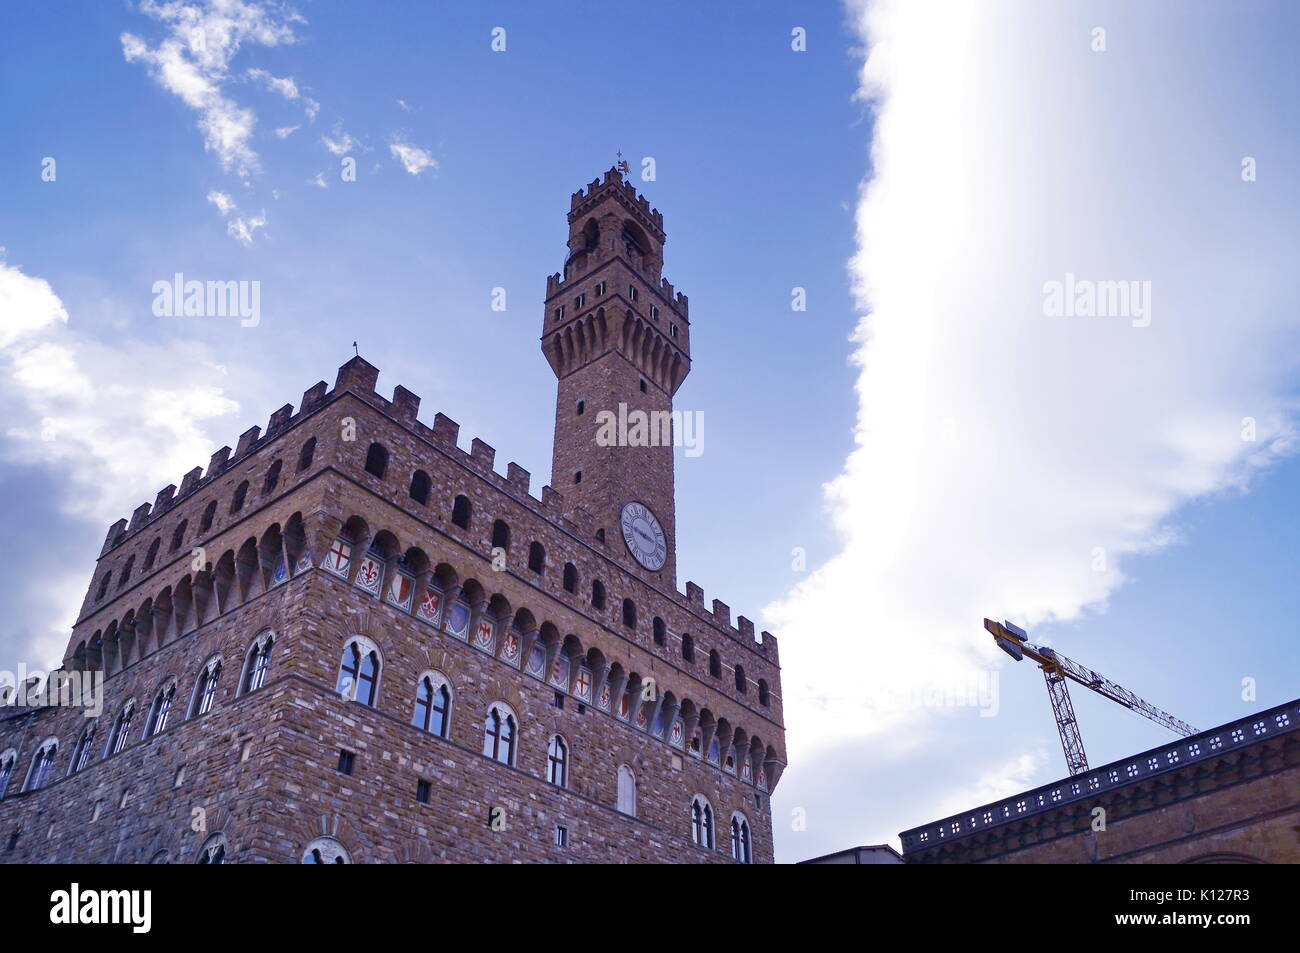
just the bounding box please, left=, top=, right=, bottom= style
left=1, top=0, right=1297, bottom=863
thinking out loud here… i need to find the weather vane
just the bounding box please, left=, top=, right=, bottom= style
left=616, top=149, right=629, bottom=175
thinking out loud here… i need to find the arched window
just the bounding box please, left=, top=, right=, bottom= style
left=298, top=437, right=316, bottom=471
left=653, top=617, right=666, bottom=646
left=691, top=795, right=714, bottom=849
left=409, top=470, right=431, bottom=505
left=547, top=735, right=568, bottom=787
left=192, top=658, right=221, bottom=716
left=242, top=634, right=273, bottom=694
left=492, top=519, right=511, bottom=551
left=229, top=481, right=248, bottom=515
left=118, top=555, right=135, bottom=588
left=482, top=704, right=516, bottom=765
left=170, top=519, right=189, bottom=552
left=68, top=724, right=96, bottom=776
left=681, top=634, right=694, bottom=662
left=96, top=572, right=112, bottom=601
left=364, top=442, right=388, bottom=478
left=528, top=541, right=545, bottom=574
left=735, top=664, right=747, bottom=693
left=144, top=684, right=175, bottom=738
left=758, top=679, right=770, bottom=706
left=108, top=703, right=135, bottom=755
left=143, top=537, right=161, bottom=572
left=622, top=598, right=636, bottom=628
left=616, top=764, right=637, bottom=816
left=591, top=580, right=606, bottom=610
left=196, top=833, right=226, bottom=864
left=709, top=650, right=722, bottom=678
left=0, top=750, right=16, bottom=798
left=301, top=836, right=350, bottom=864
left=411, top=673, right=451, bottom=738
left=22, top=738, right=58, bottom=793
left=263, top=459, right=283, bottom=495
left=337, top=638, right=380, bottom=706
left=731, top=814, right=752, bottom=863
left=199, top=500, right=217, bottom=533
left=451, top=494, right=472, bottom=529
left=562, top=563, right=577, bottom=593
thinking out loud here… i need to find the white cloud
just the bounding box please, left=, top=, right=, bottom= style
left=206, top=189, right=236, bottom=215
left=389, top=140, right=436, bottom=176
left=321, top=124, right=359, bottom=156
left=307, top=171, right=327, bottom=189
left=274, top=124, right=300, bottom=138
left=226, top=210, right=268, bottom=245
left=396, top=98, right=412, bottom=112
left=0, top=257, right=239, bottom=665
left=0, top=259, right=238, bottom=519
left=246, top=66, right=297, bottom=100
left=121, top=0, right=305, bottom=178
left=768, top=0, right=1300, bottom=856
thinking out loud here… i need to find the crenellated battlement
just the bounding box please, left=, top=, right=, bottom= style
left=99, top=356, right=772, bottom=658
left=569, top=166, right=665, bottom=237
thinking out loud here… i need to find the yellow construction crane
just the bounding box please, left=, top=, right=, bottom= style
left=986, top=618, right=1197, bottom=776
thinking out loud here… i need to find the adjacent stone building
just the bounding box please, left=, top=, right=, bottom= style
left=900, top=698, right=1299, bottom=863
left=0, top=167, right=786, bottom=864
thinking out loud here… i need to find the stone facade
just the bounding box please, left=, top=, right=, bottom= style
left=0, top=170, right=785, bottom=864
left=900, top=699, right=1299, bottom=864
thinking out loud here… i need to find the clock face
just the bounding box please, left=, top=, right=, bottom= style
left=620, top=502, right=667, bottom=571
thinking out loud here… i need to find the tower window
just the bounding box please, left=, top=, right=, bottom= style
left=629, top=285, right=639, bottom=302
left=170, top=519, right=189, bottom=552
left=670, top=324, right=678, bottom=338
left=482, top=704, right=516, bottom=765
left=573, top=470, right=582, bottom=484
left=409, top=470, right=431, bottom=505
left=595, top=280, right=606, bottom=297
left=337, top=749, right=355, bottom=775
left=576, top=400, right=584, bottom=415
left=451, top=495, right=472, bottom=529
left=298, top=437, right=316, bottom=471
left=416, top=779, right=431, bottom=804
left=555, top=825, right=569, bottom=847
left=554, top=305, right=565, bottom=321
left=651, top=305, right=659, bottom=320
left=563, top=562, right=577, bottom=593
left=709, top=650, right=722, bottom=678
left=143, top=537, right=161, bottom=572
left=199, top=500, right=217, bottom=533
left=528, top=541, right=545, bottom=574
left=574, top=293, right=585, bottom=309
left=639, top=379, right=647, bottom=393
left=263, top=459, right=282, bottom=495
left=547, top=735, right=568, bottom=788
left=591, top=580, right=606, bottom=610
left=364, top=442, right=388, bottom=479
left=492, top=519, right=511, bottom=551
left=230, top=482, right=249, bottom=515
left=735, top=664, right=747, bottom=693
left=595, top=528, right=605, bottom=543
left=759, top=679, right=770, bottom=706
left=622, top=598, right=636, bottom=629
left=681, top=634, right=694, bottom=662
left=653, top=617, right=666, bottom=646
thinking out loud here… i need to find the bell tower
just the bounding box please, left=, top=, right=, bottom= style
left=541, top=167, right=691, bottom=586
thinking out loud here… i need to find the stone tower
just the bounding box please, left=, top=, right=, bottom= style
left=0, top=171, right=785, bottom=866
left=542, top=167, right=692, bottom=587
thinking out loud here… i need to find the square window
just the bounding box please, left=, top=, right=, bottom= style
left=639, top=379, right=647, bottom=393
left=416, top=779, right=431, bottom=804
left=555, top=825, right=568, bottom=847
left=553, top=691, right=565, bottom=709
left=337, top=750, right=355, bottom=775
